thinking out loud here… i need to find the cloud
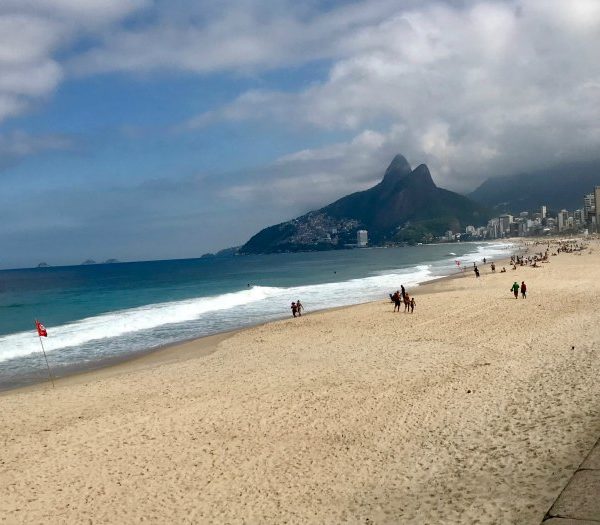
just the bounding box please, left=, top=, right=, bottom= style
left=0, top=131, right=74, bottom=170
left=175, top=0, right=600, bottom=190
left=0, top=0, right=147, bottom=124
left=68, top=0, right=417, bottom=76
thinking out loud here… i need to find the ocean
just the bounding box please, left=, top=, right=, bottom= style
left=0, top=242, right=513, bottom=389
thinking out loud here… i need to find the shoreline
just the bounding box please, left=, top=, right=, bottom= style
left=1, top=253, right=508, bottom=396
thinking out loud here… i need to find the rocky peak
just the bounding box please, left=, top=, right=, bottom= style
left=381, top=154, right=412, bottom=185
left=410, top=163, right=436, bottom=189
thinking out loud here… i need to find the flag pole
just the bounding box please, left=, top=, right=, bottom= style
left=35, top=321, right=54, bottom=388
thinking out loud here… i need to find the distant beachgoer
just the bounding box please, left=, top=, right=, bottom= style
left=501, top=267, right=506, bottom=273
left=520, top=282, right=527, bottom=299
left=483, top=257, right=487, bottom=264
left=393, top=291, right=401, bottom=312
left=410, top=297, right=416, bottom=313
left=511, top=282, right=519, bottom=299
left=491, top=262, right=496, bottom=272
left=474, top=266, right=480, bottom=278
left=296, top=300, right=303, bottom=316
left=291, top=302, right=298, bottom=317
left=404, top=294, right=411, bottom=312
left=401, top=285, right=406, bottom=300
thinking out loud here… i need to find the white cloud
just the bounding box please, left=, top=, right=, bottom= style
left=2, top=0, right=600, bottom=199
left=0, top=130, right=73, bottom=170
left=68, top=0, right=416, bottom=75
left=175, top=0, right=600, bottom=191
left=0, top=0, right=146, bottom=124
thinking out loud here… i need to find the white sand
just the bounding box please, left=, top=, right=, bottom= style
left=2, top=241, right=600, bottom=524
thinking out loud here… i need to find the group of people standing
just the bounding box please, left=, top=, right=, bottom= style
left=391, top=285, right=416, bottom=313
left=290, top=300, right=304, bottom=317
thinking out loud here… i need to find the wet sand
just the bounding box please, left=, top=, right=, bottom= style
left=2, top=241, right=599, bottom=523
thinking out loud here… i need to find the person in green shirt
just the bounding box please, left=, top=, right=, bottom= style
left=511, top=281, right=519, bottom=299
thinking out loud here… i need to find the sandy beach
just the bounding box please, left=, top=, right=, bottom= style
left=2, top=240, right=600, bottom=524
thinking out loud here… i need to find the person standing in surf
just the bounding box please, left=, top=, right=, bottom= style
left=296, top=299, right=304, bottom=316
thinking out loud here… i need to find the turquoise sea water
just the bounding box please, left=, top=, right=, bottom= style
left=0, top=242, right=513, bottom=389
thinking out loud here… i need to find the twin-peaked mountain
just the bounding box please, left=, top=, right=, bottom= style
left=240, top=155, right=489, bottom=253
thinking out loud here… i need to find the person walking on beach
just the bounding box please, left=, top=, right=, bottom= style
left=520, top=281, right=527, bottom=299
left=400, top=285, right=406, bottom=301
left=392, top=291, right=401, bottom=312
left=404, top=293, right=411, bottom=312
left=511, top=282, right=519, bottom=299
left=291, top=302, right=298, bottom=317
left=474, top=266, right=480, bottom=278
left=410, top=297, right=416, bottom=313
left=296, top=299, right=303, bottom=316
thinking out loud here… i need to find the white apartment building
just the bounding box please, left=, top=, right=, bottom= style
left=557, top=209, right=569, bottom=231
left=498, top=214, right=513, bottom=235
left=357, top=230, right=368, bottom=247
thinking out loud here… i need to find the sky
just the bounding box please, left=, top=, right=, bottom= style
left=1, top=0, right=600, bottom=268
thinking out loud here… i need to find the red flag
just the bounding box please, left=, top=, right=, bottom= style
left=35, top=320, right=48, bottom=337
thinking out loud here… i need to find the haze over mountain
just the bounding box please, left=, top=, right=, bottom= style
left=469, top=160, right=600, bottom=214
left=241, top=155, right=488, bottom=253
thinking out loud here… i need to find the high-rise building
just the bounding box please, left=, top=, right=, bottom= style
left=357, top=230, right=368, bottom=247
left=557, top=209, right=569, bottom=231
left=595, top=187, right=600, bottom=227
left=498, top=214, right=513, bottom=236
left=540, top=205, right=547, bottom=219
left=584, top=193, right=595, bottom=221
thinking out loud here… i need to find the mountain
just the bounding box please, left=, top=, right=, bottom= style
left=469, top=160, right=600, bottom=214
left=240, top=155, right=489, bottom=254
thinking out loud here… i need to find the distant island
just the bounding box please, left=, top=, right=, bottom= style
left=81, top=259, right=97, bottom=265
left=200, top=246, right=241, bottom=259
left=104, top=259, right=120, bottom=264
left=37, top=262, right=50, bottom=268
left=240, top=154, right=489, bottom=254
